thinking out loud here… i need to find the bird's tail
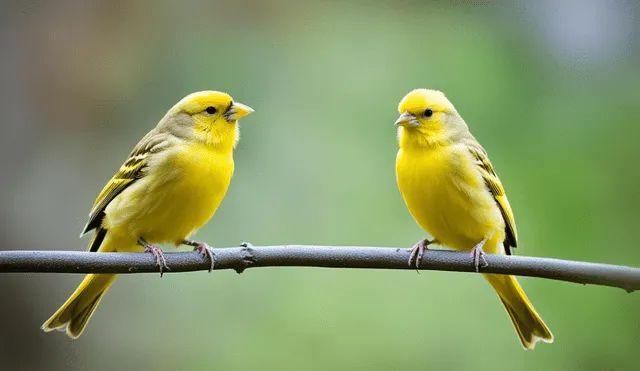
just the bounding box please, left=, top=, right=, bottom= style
left=42, top=230, right=119, bottom=338
left=483, top=273, right=553, bottom=349
left=41, top=273, right=117, bottom=338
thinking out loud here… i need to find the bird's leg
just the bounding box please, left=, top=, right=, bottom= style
left=469, top=230, right=496, bottom=272
left=469, top=242, right=487, bottom=273
left=139, top=238, right=169, bottom=277
left=182, top=239, right=215, bottom=272
left=408, top=238, right=433, bottom=268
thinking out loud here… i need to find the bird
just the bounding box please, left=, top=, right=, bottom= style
left=42, top=90, right=253, bottom=338
left=394, top=88, right=553, bottom=349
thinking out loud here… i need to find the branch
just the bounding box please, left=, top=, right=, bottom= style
left=0, top=245, right=638, bottom=292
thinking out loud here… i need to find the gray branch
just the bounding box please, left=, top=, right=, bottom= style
left=0, top=245, right=638, bottom=292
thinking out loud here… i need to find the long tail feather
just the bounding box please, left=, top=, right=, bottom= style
left=41, top=273, right=117, bottom=338
left=483, top=273, right=553, bottom=349
left=43, top=230, right=119, bottom=338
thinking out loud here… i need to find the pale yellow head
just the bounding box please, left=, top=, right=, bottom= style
left=394, top=89, right=467, bottom=147
left=159, top=90, right=254, bottom=150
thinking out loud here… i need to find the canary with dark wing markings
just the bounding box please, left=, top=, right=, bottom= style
left=42, top=91, right=253, bottom=338
left=394, top=89, right=552, bottom=349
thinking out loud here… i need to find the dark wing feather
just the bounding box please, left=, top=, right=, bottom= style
left=466, top=143, right=518, bottom=255
left=81, top=131, right=170, bottom=241
left=87, top=227, right=107, bottom=252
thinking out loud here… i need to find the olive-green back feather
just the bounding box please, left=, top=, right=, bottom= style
left=81, top=130, right=171, bottom=239
left=466, top=140, right=518, bottom=254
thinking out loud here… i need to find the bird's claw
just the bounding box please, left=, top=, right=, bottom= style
left=139, top=238, right=169, bottom=277
left=196, top=243, right=215, bottom=272
left=183, top=239, right=215, bottom=272
left=408, top=238, right=432, bottom=269
left=470, top=241, right=488, bottom=272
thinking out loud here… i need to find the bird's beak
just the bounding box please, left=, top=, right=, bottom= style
left=394, top=112, right=420, bottom=128
left=224, top=102, right=254, bottom=121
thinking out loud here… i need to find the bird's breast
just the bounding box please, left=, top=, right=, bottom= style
left=396, top=145, right=503, bottom=251
left=105, top=142, right=234, bottom=246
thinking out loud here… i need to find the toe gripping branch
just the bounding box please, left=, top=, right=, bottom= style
left=182, top=239, right=215, bottom=272
left=139, top=238, right=169, bottom=276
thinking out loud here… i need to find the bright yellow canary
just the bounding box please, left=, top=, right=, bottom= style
left=42, top=91, right=253, bottom=338
left=394, top=89, right=553, bottom=349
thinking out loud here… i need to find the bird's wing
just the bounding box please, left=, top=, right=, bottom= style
left=81, top=130, right=172, bottom=243
left=466, top=142, right=518, bottom=254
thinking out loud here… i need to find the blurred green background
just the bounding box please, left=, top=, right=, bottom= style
left=1, top=0, right=639, bottom=370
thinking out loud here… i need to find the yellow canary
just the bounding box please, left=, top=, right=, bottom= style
left=42, top=91, right=253, bottom=338
left=394, top=89, right=553, bottom=349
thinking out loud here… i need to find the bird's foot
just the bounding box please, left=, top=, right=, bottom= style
left=182, top=239, right=215, bottom=272
left=408, top=238, right=432, bottom=268
left=139, top=238, right=169, bottom=277
left=469, top=240, right=489, bottom=272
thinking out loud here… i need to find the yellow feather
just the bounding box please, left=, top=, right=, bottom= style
left=394, top=88, right=552, bottom=349
left=43, top=91, right=253, bottom=338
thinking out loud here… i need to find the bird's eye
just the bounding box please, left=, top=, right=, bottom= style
left=205, top=106, right=217, bottom=115
left=424, top=109, right=433, bottom=118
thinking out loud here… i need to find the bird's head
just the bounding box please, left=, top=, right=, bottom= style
left=162, top=90, right=254, bottom=150
left=394, top=89, right=466, bottom=147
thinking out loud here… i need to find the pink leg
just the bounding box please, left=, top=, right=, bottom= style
left=139, top=238, right=169, bottom=276
left=469, top=239, right=489, bottom=272
left=408, top=238, right=432, bottom=268
left=182, top=239, right=215, bottom=272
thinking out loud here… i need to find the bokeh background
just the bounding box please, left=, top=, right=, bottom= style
left=1, top=0, right=639, bottom=370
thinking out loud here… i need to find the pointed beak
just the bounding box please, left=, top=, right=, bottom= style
left=224, top=102, right=254, bottom=121
left=394, top=112, right=419, bottom=127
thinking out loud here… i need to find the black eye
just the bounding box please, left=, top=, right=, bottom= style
left=205, top=106, right=217, bottom=115
left=424, top=109, right=433, bottom=118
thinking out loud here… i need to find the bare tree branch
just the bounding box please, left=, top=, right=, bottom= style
left=0, top=245, right=638, bottom=292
